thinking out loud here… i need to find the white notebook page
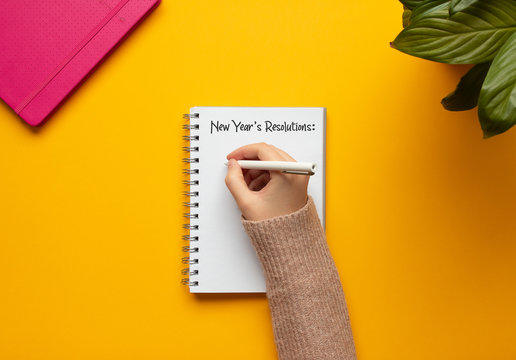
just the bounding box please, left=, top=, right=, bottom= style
left=187, top=107, right=326, bottom=293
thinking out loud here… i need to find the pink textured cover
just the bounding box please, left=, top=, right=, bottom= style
left=0, top=0, right=160, bottom=126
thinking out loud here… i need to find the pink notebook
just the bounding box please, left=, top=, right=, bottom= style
left=0, top=0, right=160, bottom=126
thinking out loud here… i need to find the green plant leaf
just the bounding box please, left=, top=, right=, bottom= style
left=400, top=0, right=429, bottom=10
left=449, top=0, right=478, bottom=15
left=401, top=0, right=444, bottom=27
left=403, top=7, right=413, bottom=28
left=478, top=32, right=516, bottom=137
left=408, top=0, right=449, bottom=24
left=441, top=62, right=491, bottom=111
left=391, top=0, right=516, bottom=64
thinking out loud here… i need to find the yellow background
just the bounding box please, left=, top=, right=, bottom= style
left=1, top=1, right=516, bottom=359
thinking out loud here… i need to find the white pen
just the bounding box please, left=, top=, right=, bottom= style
left=224, top=160, right=316, bottom=176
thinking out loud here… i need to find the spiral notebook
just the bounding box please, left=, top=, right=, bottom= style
left=182, top=107, right=326, bottom=293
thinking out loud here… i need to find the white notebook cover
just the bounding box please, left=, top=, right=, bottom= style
left=185, top=107, right=326, bottom=293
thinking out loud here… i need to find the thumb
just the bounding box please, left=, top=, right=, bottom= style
left=225, top=159, right=251, bottom=206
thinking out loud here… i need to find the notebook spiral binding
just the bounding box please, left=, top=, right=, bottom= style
left=182, top=112, right=200, bottom=287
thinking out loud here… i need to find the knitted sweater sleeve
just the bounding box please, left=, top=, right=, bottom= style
left=241, top=196, right=357, bottom=360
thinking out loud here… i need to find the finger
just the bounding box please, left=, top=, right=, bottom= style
left=226, top=143, right=282, bottom=161
left=270, top=145, right=296, bottom=161
left=248, top=172, right=271, bottom=191
left=244, top=170, right=252, bottom=186
left=247, top=169, right=268, bottom=181
left=245, top=169, right=267, bottom=186
left=225, top=159, right=251, bottom=204
left=266, top=146, right=300, bottom=181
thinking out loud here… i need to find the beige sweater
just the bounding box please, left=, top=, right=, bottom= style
left=242, top=196, right=357, bottom=360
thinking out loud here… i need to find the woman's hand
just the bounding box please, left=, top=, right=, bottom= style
left=225, top=143, right=309, bottom=221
